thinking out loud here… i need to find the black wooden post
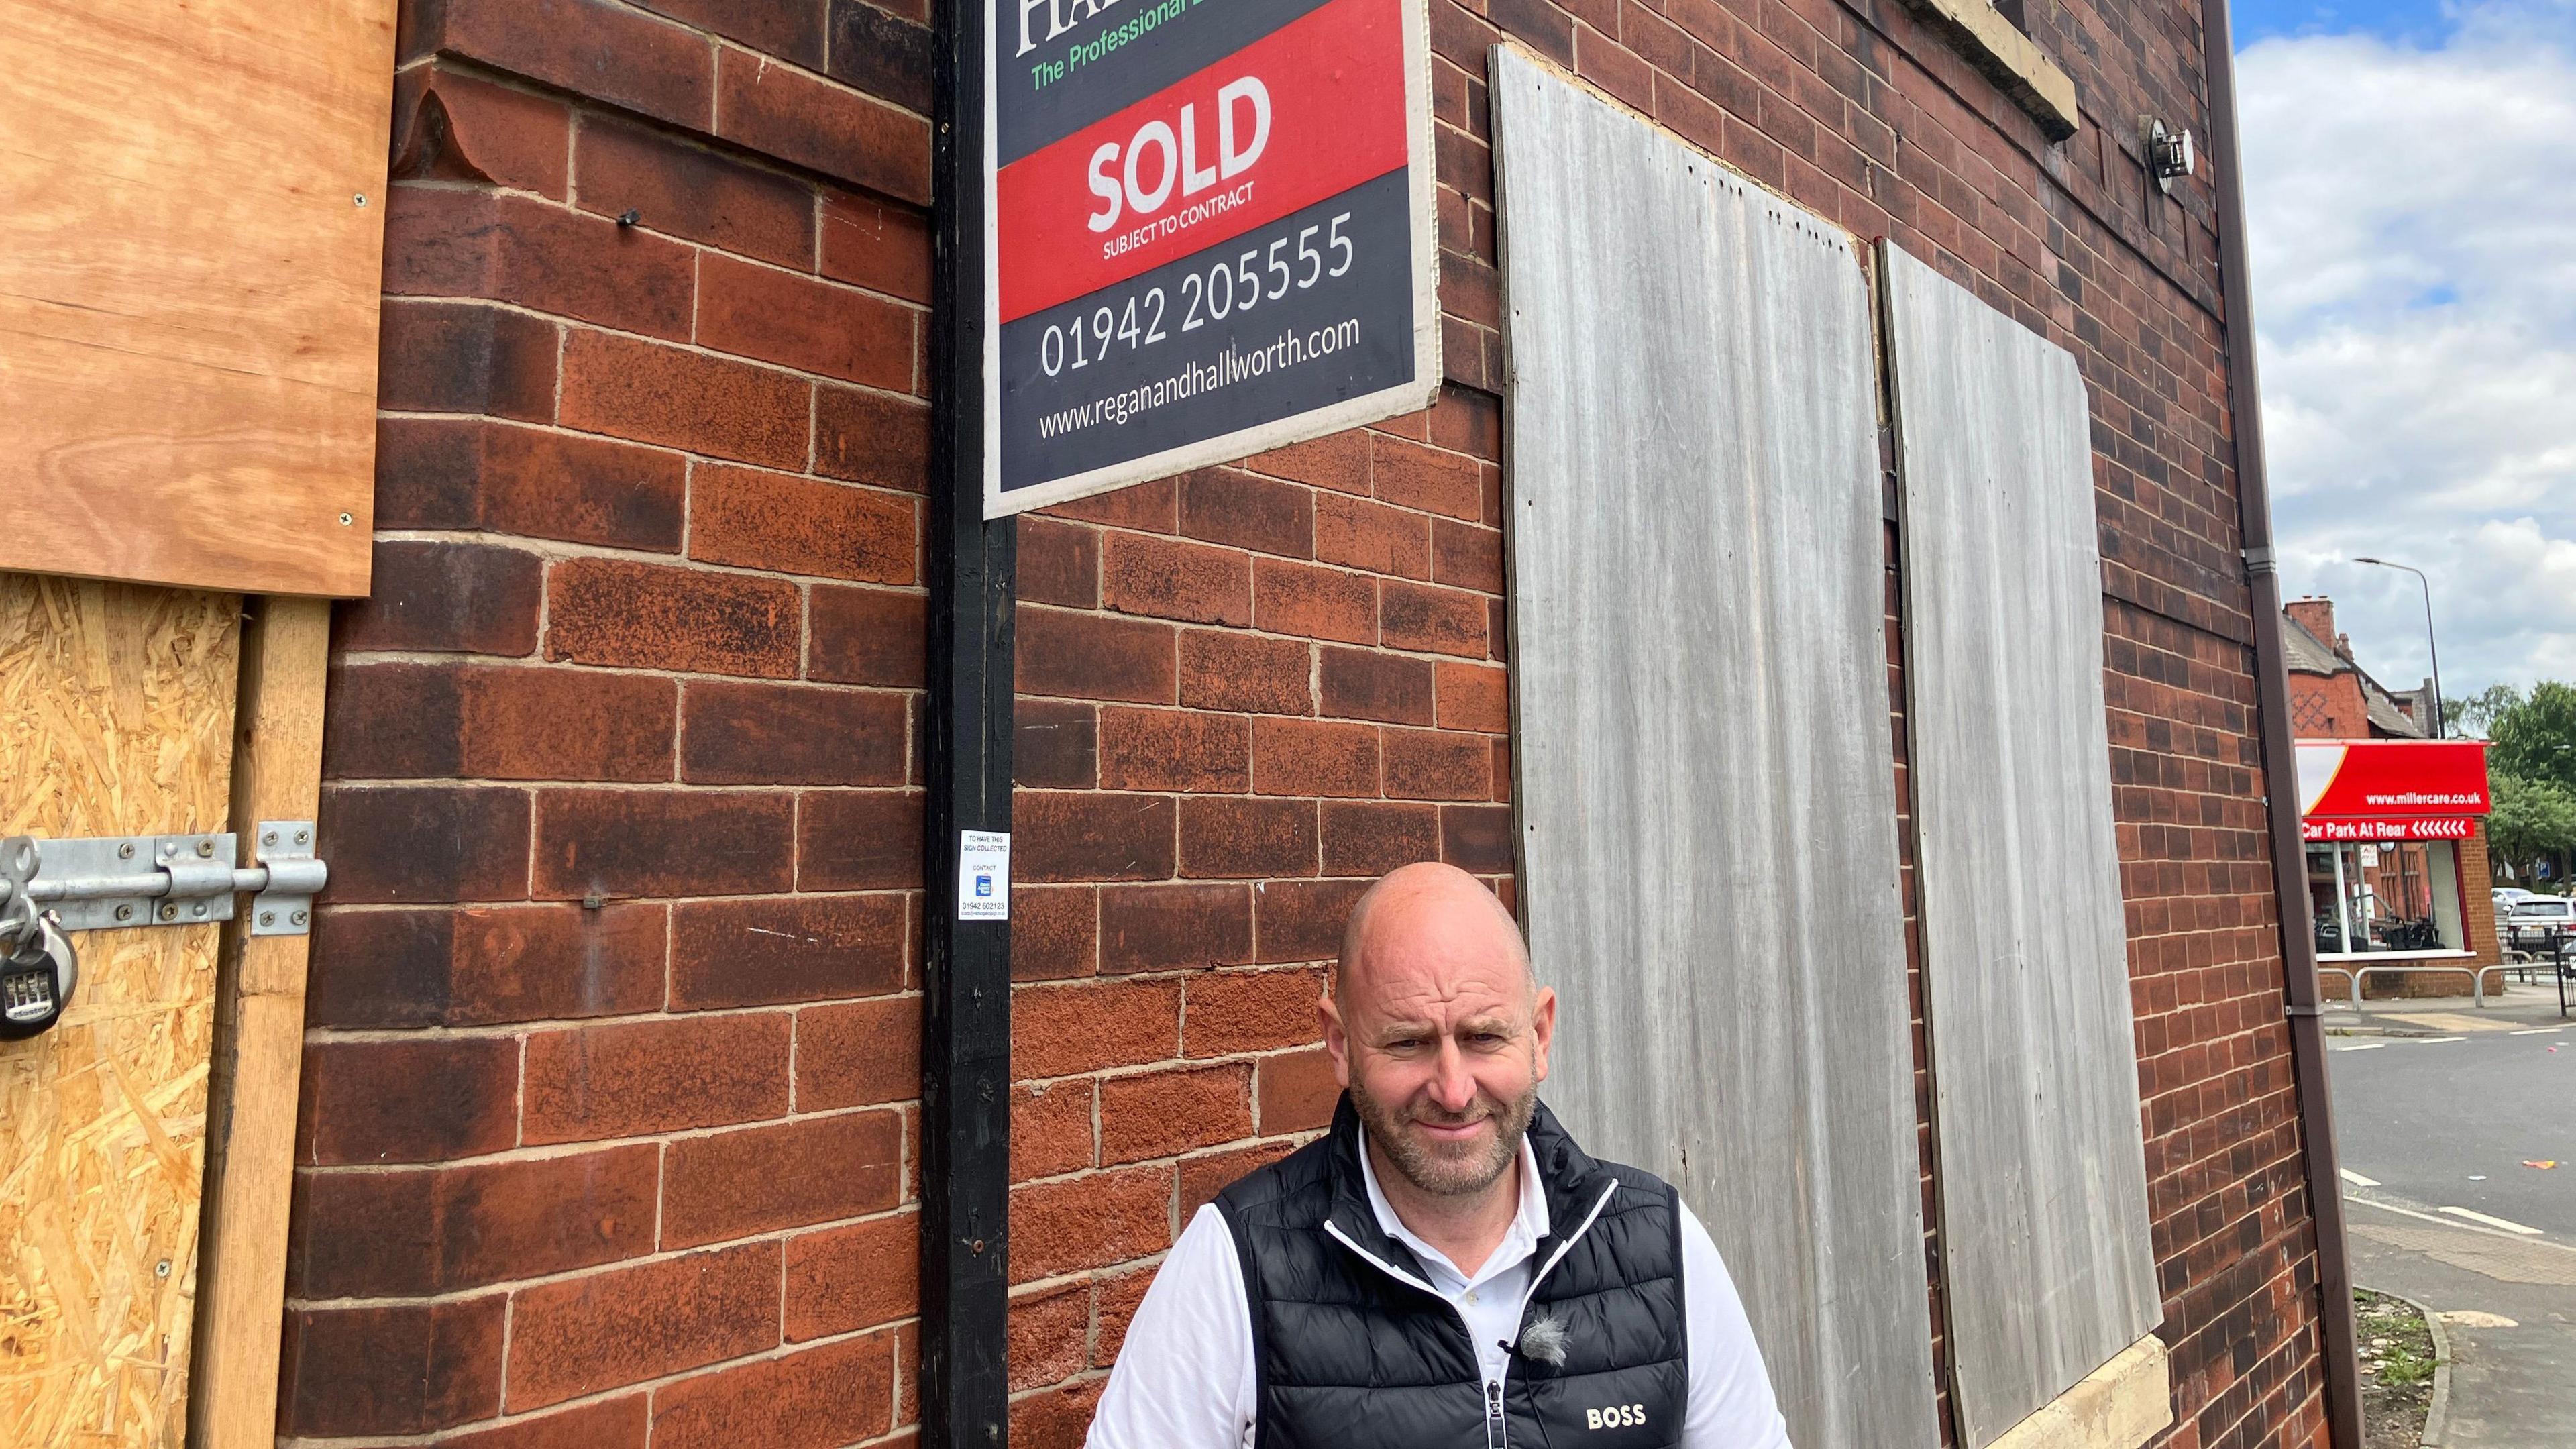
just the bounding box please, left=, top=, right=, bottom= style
left=924, top=0, right=1014, bottom=1439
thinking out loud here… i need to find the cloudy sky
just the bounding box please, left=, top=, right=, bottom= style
left=2235, top=0, right=2576, bottom=706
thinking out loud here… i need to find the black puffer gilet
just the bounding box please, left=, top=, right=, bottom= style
left=1214, top=1096, right=1686, bottom=1448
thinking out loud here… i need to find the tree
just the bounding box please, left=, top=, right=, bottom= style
left=2445, top=683, right=2524, bottom=739
left=2487, top=682, right=2576, bottom=797
left=2484, top=772, right=2576, bottom=878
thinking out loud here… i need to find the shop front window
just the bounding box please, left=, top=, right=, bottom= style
left=2306, top=839, right=2468, bottom=958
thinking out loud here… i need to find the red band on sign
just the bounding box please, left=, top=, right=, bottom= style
left=996, top=0, right=1410, bottom=323
left=2296, top=739, right=2491, bottom=821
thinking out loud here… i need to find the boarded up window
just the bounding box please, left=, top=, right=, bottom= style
left=1493, top=48, right=1943, bottom=1448
left=1879, top=241, right=2160, bottom=1446
left=0, top=0, right=392, bottom=596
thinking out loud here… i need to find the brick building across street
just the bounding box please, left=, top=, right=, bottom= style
left=0, top=0, right=2369, bottom=1444
left=2283, top=597, right=2435, bottom=743
left=2281, top=596, right=2502, bottom=998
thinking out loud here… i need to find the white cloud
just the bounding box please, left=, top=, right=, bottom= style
left=2239, top=0, right=2576, bottom=695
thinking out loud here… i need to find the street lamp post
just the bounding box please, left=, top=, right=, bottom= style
left=2353, top=556, right=2446, bottom=740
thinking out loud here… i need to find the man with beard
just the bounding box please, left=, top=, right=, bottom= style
left=1085, top=862, right=1788, bottom=1448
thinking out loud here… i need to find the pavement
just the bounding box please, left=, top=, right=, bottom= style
left=2327, top=987, right=2576, bottom=1444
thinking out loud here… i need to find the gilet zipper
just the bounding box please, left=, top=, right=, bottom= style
left=1320, top=1178, right=1623, bottom=1449
left=1509, top=1180, right=1621, bottom=1332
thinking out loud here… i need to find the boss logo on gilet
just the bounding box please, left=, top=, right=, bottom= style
left=1585, top=1403, right=1647, bottom=1430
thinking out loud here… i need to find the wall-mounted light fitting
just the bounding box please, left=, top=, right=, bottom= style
left=2139, top=117, right=2195, bottom=193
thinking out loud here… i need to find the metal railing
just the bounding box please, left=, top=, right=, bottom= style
left=2500, top=926, right=2576, bottom=1020
left=2319, top=961, right=2498, bottom=1010
left=2325, top=927, right=2576, bottom=1020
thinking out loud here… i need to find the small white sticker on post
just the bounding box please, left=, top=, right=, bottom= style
left=958, top=831, right=1011, bottom=921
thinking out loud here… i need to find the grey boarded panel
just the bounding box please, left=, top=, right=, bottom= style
left=1492, top=48, right=1941, bottom=1449
left=1878, top=241, right=2161, bottom=1448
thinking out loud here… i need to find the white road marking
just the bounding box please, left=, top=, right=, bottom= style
left=2342, top=1169, right=2381, bottom=1188
left=2413, top=1036, right=2469, bottom=1044
left=2510, top=1027, right=2566, bottom=1036
left=2333, top=1042, right=2388, bottom=1052
left=2439, top=1205, right=2543, bottom=1235
left=2347, top=1193, right=2576, bottom=1253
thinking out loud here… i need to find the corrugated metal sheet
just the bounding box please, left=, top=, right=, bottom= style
left=1878, top=240, right=2161, bottom=1448
left=1493, top=47, right=1941, bottom=1448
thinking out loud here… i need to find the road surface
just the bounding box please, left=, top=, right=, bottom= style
left=2330, top=1017, right=2576, bottom=1236
left=2328, top=1001, right=2576, bottom=1444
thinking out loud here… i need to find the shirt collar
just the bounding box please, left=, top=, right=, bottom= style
left=1355, top=1124, right=1550, bottom=1285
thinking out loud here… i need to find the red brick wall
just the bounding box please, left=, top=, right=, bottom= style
left=2288, top=668, right=2370, bottom=739
left=2106, top=606, right=2328, bottom=1446
left=293, top=0, right=936, bottom=1441
left=1000, top=394, right=1514, bottom=1444
left=288, top=0, right=2332, bottom=1446
left=2462, top=828, right=2501, bottom=969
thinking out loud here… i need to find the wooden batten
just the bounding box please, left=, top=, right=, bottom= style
left=189, top=598, right=331, bottom=1449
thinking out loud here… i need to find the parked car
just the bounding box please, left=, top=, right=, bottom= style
left=2496, top=887, right=2536, bottom=911
left=2506, top=896, right=2576, bottom=951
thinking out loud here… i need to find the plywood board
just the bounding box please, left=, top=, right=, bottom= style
left=1493, top=48, right=1941, bottom=1448
left=1878, top=241, right=2161, bottom=1448
left=0, top=0, right=396, bottom=597
left=0, top=575, right=241, bottom=1446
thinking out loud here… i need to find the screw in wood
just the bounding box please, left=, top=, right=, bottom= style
left=259, top=912, right=275, bottom=928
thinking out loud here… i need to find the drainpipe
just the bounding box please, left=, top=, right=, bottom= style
left=2195, top=3, right=2368, bottom=1443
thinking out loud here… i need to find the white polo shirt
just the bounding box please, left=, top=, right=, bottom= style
left=1085, top=1136, right=1794, bottom=1448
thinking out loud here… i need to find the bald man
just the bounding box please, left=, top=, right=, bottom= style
left=1086, top=863, right=1789, bottom=1448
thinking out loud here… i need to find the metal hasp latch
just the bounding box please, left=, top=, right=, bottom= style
left=0, top=823, right=328, bottom=936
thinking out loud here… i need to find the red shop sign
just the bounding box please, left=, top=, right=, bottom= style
left=2296, top=739, right=2491, bottom=823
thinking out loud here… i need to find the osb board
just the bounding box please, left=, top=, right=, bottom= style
left=1494, top=48, right=1942, bottom=1447
left=0, top=576, right=241, bottom=1446
left=0, top=0, right=396, bottom=597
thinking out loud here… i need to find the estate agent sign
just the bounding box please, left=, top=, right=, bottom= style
left=983, top=0, right=1439, bottom=517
